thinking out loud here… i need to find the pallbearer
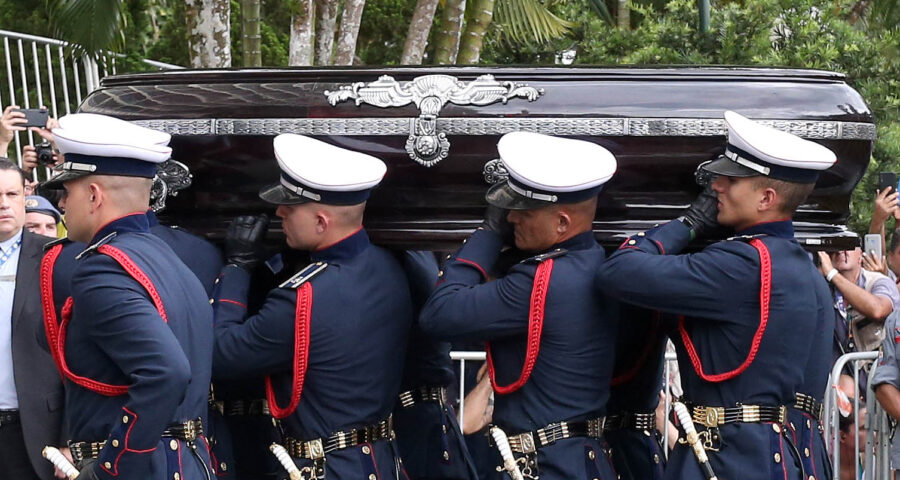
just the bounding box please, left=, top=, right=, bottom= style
left=211, top=134, right=411, bottom=479
left=420, top=132, right=619, bottom=480
left=595, top=111, right=835, bottom=480
left=40, top=113, right=215, bottom=480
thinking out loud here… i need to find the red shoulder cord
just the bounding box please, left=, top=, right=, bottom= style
left=678, top=238, right=772, bottom=383
left=486, top=259, right=554, bottom=395
left=266, top=282, right=313, bottom=419
left=611, top=311, right=661, bottom=386
left=40, top=244, right=168, bottom=396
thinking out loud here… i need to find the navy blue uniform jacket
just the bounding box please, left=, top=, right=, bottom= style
left=46, top=213, right=215, bottom=480
left=595, top=219, right=824, bottom=480
left=212, top=229, right=412, bottom=478
left=420, top=229, right=618, bottom=480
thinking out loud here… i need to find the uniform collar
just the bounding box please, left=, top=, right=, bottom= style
left=549, top=230, right=597, bottom=252
left=310, top=227, right=370, bottom=263
left=735, top=219, right=794, bottom=239
left=90, top=212, right=151, bottom=244
left=145, top=209, right=160, bottom=227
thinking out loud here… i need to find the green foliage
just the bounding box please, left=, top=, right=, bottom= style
left=46, top=0, right=126, bottom=59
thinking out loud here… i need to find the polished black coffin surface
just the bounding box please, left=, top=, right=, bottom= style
left=79, top=67, right=875, bottom=250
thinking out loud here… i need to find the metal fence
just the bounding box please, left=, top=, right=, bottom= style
left=0, top=29, right=181, bottom=168
left=453, top=349, right=896, bottom=479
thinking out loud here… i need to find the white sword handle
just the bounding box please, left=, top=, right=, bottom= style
left=270, top=443, right=304, bottom=480
left=42, top=446, right=79, bottom=480
left=490, top=426, right=524, bottom=480
left=673, top=402, right=718, bottom=480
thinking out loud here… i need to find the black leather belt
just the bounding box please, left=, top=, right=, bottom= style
left=506, top=417, right=606, bottom=454
left=605, top=412, right=656, bottom=431
left=0, top=409, right=19, bottom=427
left=793, top=393, right=824, bottom=422
left=223, top=399, right=271, bottom=416
left=283, top=416, right=394, bottom=460
left=398, top=386, right=446, bottom=408
left=690, top=404, right=787, bottom=428
left=70, top=418, right=205, bottom=463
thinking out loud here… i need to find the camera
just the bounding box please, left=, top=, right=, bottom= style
left=35, top=141, right=55, bottom=166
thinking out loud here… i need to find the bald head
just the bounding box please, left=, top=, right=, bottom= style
left=93, top=175, right=153, bottom=212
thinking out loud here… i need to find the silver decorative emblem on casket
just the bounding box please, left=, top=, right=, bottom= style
left=325, top=74, right=543, bottom=167
left=150, top=159, right=193, bottom=212
left=482, top=159, right=509, bottom=184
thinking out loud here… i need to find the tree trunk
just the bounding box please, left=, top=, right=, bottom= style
left=400, top=0, right=440, bottom=65
left=185, top=0, right=232, bottom=68
left=617, top=0, right=630, bottom=29
left=314, top=0, right=340, bottom=65
left=289, top=0, right=315, bottom=66
left=334, top=0, right=367, bottom=65
left=241, top=0, right=262, bottom=66
left=432, top=0, right=466, bottom=65
left=848, top=0, right=872, bottom=24
left=456, top=0, right=493, bottom=64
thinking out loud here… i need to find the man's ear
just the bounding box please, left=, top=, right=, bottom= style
left=88, top=182, right=102, bottom=212
left=315, top=210, right=329, bottom=234
left=758, top=187, right=778, bottom=213
left=557, top=210, right=572, bottom=234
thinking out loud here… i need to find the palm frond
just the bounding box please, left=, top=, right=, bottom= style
left=587, top=0, right=614, bottom=26
left=47, top=0, right=126, bottom=60
left=494, top=0, right=577, bottom=45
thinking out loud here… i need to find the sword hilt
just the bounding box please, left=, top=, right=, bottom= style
left=673, top=402, right=718, bottom=480
left=42, top=446, right=79, bottom=480
left=490, top=426, right=525, bottom=480
left=270, top=443, right=304, bottom=480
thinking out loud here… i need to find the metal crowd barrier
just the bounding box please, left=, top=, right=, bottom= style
left=452, top=349, right=897, bottom=478
left=0, top=29, right=180, bottom=169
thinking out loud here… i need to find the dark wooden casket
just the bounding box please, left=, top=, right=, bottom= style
left=79, top=66, right=875, bottom=250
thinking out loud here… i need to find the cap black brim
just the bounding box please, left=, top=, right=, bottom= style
left=485, top=182, right=555, bottom=210
left=40, top=170, right=89, bottom=190
left=702, top=156, right=760, bottom=178
left=258, top=183, right=312, bottom=205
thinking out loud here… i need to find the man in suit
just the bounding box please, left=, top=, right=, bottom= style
left=0, top=159, right=66, bottom=479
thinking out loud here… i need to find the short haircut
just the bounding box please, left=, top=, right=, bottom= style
left=752, top=176, right=815, bottom=215
left=0, top=160, right=26, bottom=186
left=891, top=228, right=900, bottom=254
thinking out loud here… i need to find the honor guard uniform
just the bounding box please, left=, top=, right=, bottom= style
left=596, top=111, right=836, bottom=480
left=420, top=132, right=619, bottom=480
left=393, top=251, right=478, bottom=480
left=606, top=304, right=667, bottom=480
left=39, top=113, right=216, bottom=480
left=211, top=134, right=411, bottom=480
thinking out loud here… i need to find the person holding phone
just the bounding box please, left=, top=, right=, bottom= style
left=0, top=105, right=63, bottom=174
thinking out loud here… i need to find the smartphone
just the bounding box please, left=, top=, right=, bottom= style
left=864, top=233, right=883, bottom=260
left=879, top=172, right=898, bottom=193
left=12, top=108, right=48, bottom=128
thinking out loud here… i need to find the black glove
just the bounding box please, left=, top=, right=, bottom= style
left=225, top=214, right=270, bottom=270
left=482, top=205, right=513, bottom=244
left=74, top=458, right=101, bottom=480
left=679, top=185, right=719, bottom=238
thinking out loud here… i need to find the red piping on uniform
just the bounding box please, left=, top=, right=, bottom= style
left=456, top=258, right=488, bottom=279
left=678, top=238, right=771, bottom=382
left=779, top=431, right=787, bottom=480
left=611, top=311, right=660, bottom=386
left=102, top=407, right=157, bottom=476
left=218, top=299, right=247, bottom=309
left=486, top=259, right=554, bottom=395
left=266, top=283, right=313, bottom=419
left=40, top=244, right=64, bottom=375
left=97, top=245, right=168, bottom=322
left=650, top=239, right=665, bottom=255
left=53, top=246, right=169, bottom=396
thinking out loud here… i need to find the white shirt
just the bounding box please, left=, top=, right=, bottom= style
left=0, top=229, right=23, bottom=409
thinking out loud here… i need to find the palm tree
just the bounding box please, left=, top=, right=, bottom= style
left=334, top=0, right=367, bottom=65
left=241, top=0, right=262, bottom=67
left=289, top=0, right=315, bottom=66
left=315, top=0, right=340, bottom=65
left=433, top=0, right=467, bottom=64
left=184, top=0, right=232, bottom=68
left=401, top=0, right=441, bottom=64
left=46, top=0, right=126, bottom=61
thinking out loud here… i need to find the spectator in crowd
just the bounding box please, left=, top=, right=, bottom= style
left=865, top=187, right=900, bottom=281
left=870, top=307, right=900, bottom=479
left=23, top=195, right=60, bottom=238
left=838, top=403, right=867, bottom=480
left=820, top=248, right=900, bottom=354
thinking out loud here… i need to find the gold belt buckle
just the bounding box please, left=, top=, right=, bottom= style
left=514, top=432, right=537, bottom=454
left=183, top=420, right=197, bottom=442
left=693, top=406, right=724, bottom=427
left=304, top=438, right=325, bottom=460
